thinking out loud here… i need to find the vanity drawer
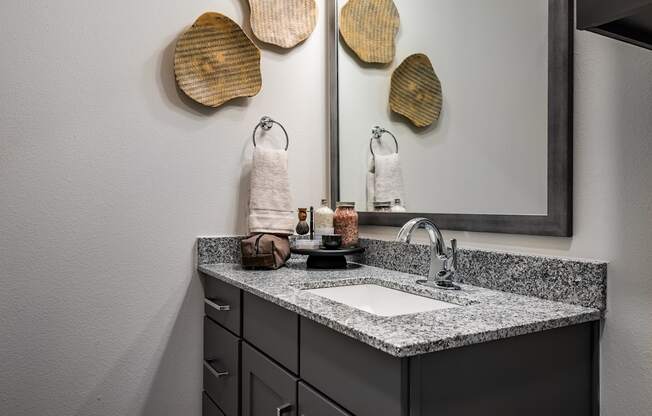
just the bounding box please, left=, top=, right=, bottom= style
left=204, top=317, right=240, bottom=416
left=242, top=342, right=298, bottom=416
left=204, top=276, right=241, bottom=335
left=203, top=392, right=225, bottom=416
left=298, top=382, right=352, bottom=416
left=243, top=292, right=299, bottom=374
left=300, top=317, right=408, bottom=416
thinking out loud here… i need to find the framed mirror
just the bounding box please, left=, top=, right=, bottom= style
left=328, top=0, right=573, bottom=236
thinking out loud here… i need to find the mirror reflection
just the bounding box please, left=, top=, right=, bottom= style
left=338, top=0, right=550, bottom=216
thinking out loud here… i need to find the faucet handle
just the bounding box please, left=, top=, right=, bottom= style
left=449, top=239, right=458, bottom=271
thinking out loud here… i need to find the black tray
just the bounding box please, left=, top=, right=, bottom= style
left=290, top=246, right=364, bottom=269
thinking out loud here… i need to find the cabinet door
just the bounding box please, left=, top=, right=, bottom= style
left=203, top=392, right=226, bottom=416
left=243, top=292, right=299, bottom=373
left=204, top=318, right=240, bottom=416
left=300, top=318, right=408, bottom=416
left=242, top=343, right=298, bottom=416
left=204, top=276, right=242, bottom=335
left=298, top=382, right=351, bottom=416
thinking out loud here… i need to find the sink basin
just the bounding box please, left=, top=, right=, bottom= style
left=304, top=284, right=459, bottom=317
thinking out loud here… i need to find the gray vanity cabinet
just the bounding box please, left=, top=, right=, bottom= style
left=205, top=278, right=241, bottom=335
left=204, top=317, right=240, bottom=416
left=298, top=383, right=352, bottom=416
left=202, top=274, right=597, bottom=416
left=409, top=322, right=595, bottom=416
left=204, top=393, right=226, bottom=416
left=300, top=318, right=407, bottom=416
left=242, top=343, right=298, bottom=416
left=243, top=291, right=299, bottom=374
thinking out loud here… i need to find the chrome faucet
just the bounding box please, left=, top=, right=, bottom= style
left=396, top=218, right=460, bottom=290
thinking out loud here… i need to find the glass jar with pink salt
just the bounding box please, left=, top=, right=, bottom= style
left=334, top=202, right=359, bottom=247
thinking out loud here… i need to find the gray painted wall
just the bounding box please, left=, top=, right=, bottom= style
left=0, top=1, right=326, bottom=415
left=1, top=1, right=651, bottom=416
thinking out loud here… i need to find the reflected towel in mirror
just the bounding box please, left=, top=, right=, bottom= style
left=368, top=153, right=405, bottom=210
left=366, top=155, right=376, bottom=211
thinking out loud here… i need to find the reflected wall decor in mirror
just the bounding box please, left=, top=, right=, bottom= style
left=328, top=0, right=573, bottom=236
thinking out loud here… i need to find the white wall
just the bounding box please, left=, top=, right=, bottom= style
left=1, top=1, right=651, bottom=415
left=364, top=29, right=652, bottom=416
left=0, top=1, right=326, bottom=415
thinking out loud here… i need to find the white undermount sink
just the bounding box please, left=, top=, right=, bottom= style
left=305, top=284, right=459, bottom=317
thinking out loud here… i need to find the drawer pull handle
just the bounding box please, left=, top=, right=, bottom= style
left=277, top=403, right=292, bottom=416
left=203, top=361, right=229, bottom=379
left=205, top=298, right=231, bottom=311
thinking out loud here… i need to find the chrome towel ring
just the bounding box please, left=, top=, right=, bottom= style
left=369, top=126, right=398, bottom=157
left=252, top=116, right=289, bottom=151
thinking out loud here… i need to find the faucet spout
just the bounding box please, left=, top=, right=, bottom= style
left=396, top=218, right=460, bottom=290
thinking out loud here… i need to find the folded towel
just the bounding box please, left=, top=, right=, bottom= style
left=374, top=153, right=405, bottom=208
left=249, top=147, right=295, bottom=235
left=366, top=155, right=376, bottom=211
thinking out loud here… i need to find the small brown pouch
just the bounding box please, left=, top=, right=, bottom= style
left=241, top=234, right=291, bottom=270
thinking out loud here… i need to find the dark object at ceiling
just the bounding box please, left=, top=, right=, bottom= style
left=578, top=0, right=652, bottom=50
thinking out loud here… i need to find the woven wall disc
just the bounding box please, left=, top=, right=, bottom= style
left=174, top=12, right=262, bottom=108
left=249, top=0, right=317, bottom=48
left=339, top=0, right=400, bottom=64
left=389, top=54, right=442, bottom=127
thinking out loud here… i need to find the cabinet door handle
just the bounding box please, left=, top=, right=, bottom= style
left=203, top=361, right=229, bottom=378
left=204, top=298, right=231, bottom=311
left=276, top=403, right=292, bottom=416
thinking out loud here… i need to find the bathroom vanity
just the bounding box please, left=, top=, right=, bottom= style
left=198, top=0, right=605, bottom=414
left=198, top=257, right=601, bottom=416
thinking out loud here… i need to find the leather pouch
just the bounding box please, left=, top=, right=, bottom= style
left=241, top=234, right=291, bottom=270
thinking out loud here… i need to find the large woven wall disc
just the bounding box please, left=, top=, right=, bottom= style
left=249, top=0, right=317, bottom=48
left=174, top=12, right=262, bottom=108
left=389, top=53, right=442, bottom=127
left=339, top=0, right=400, bottom=64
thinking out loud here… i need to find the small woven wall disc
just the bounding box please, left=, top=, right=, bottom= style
left=249, top=0, right=318, bottom=48
left=174, top=12, right=262, bottom=108
left=339, top=0, right=400, bottom=64
left=389, top=53, right=442, bottom=127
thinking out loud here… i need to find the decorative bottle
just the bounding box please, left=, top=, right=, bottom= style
left=296, top=208, right=309, bottom=235
left=315, top=199, right=334, bottom=239
left=334, top=202, right=359, bottom=247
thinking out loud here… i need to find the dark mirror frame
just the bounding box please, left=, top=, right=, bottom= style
left=328, top=0, right=573, bottom=236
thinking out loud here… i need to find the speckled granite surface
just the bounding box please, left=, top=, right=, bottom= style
left=199, top=260, right=600, bottom=357
left=198, top=236, right=608, bottom=311
left=359, top=238, right=608, bottom=311
left=197, top=236, right=242, bottom=265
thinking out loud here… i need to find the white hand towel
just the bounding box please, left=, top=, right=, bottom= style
left=374, top=153, right=405, bottom=208
left=248, top=147, right=295, bottom=235
left=366, top=155, right=376, bottom=211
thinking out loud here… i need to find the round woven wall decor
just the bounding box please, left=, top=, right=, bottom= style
left=174, top=12, right=262, bottom=108
left=389, top=53, right=442, bottom=127
left=339, top=0, right=400, bottom=64
left=249, top=0, right=317, bottom=48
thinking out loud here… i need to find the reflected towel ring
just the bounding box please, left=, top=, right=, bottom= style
left=252, top=116, right=289, bottom=151
left=369, top=126, right=398, bottom=157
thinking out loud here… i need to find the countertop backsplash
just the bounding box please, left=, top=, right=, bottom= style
left=358, top=238, right=608, bottom=311
left=197, top=236, right=243, bottom=265
left=197, top=236, right=607, bottom=311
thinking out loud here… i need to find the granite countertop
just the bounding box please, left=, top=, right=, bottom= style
left=199, top=260, right=601, bottom=358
